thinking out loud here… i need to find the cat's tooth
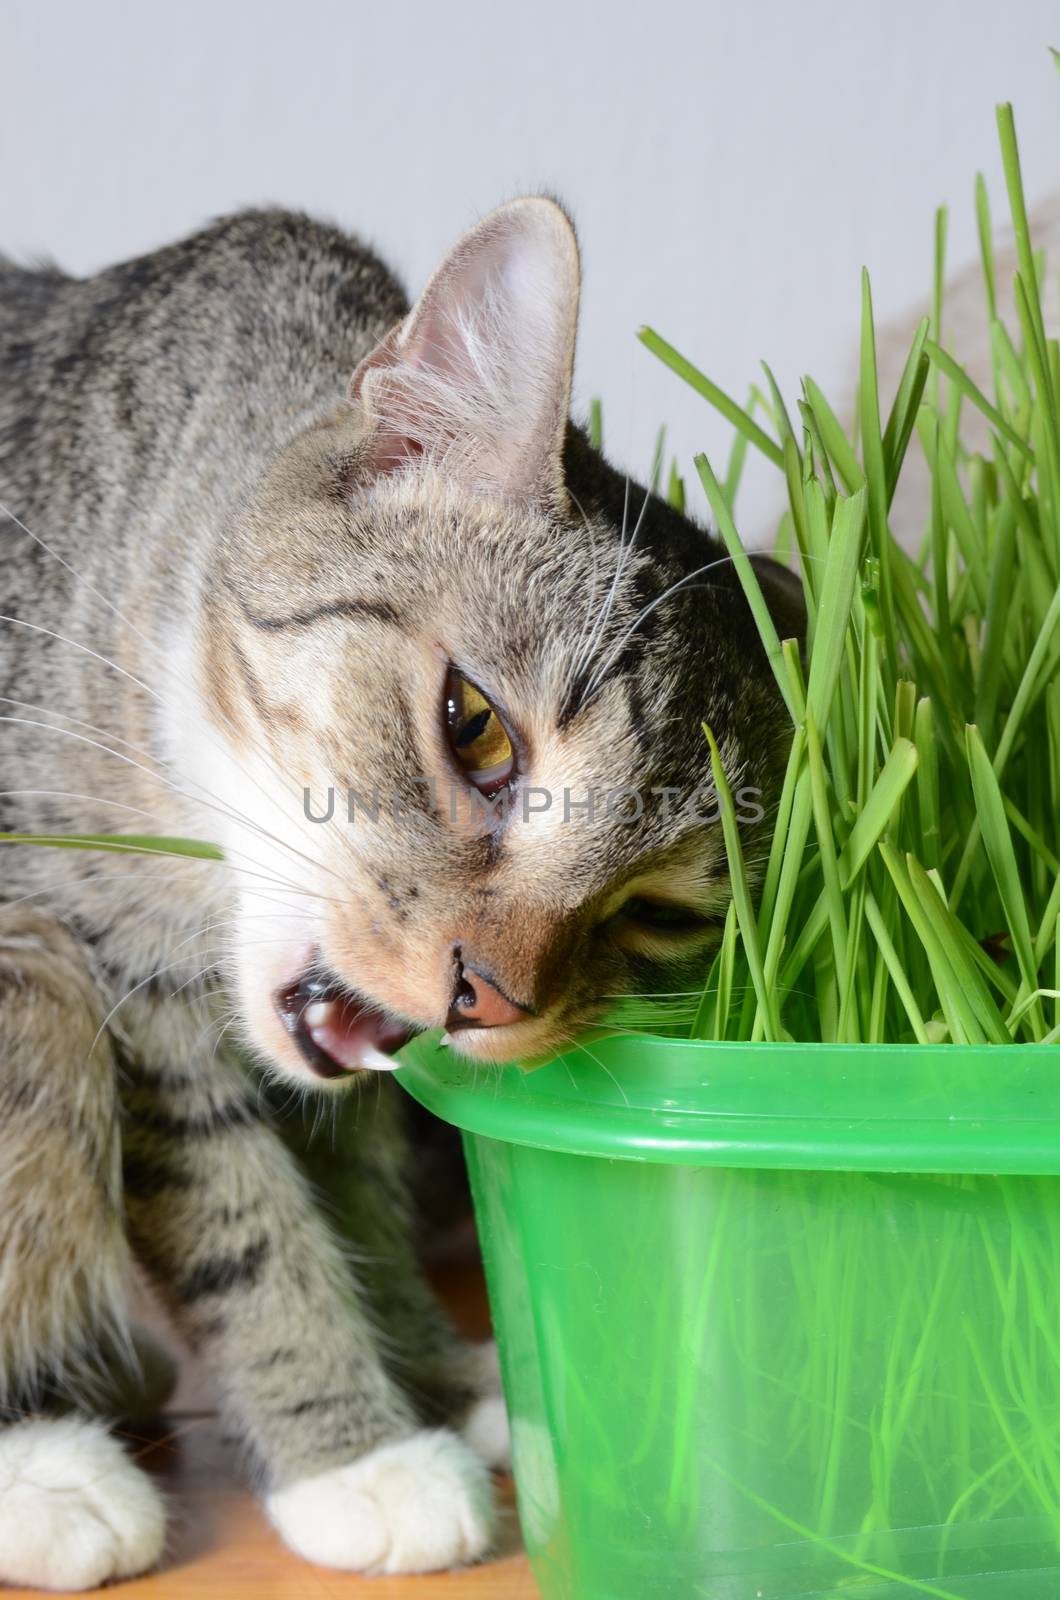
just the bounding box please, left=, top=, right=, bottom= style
left=303, top=1000, right=334, bottom=1029
left=358, top=1045, right=401, bottom=1073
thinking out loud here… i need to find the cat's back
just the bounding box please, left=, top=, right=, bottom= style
left=0, top=209, right=410, bottom=538
left=0, top=212, right=411, bottom=830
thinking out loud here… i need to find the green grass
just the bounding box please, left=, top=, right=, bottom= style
left=0, top=833, right=223, bottom=859
left=608, top=99, right=1060, bottom=1598
left=642, top=100, right=1060, bottom=1049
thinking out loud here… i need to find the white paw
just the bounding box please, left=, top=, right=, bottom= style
left=0, top=1416, right=166, bottom=1590
left=265, top=1428, right=495, bottom=1573
left=462, top=1393, right=512, bottom=1470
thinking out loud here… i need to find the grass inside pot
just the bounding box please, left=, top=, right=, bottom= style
left=638, top=101, right=1060, bottom=1051
left=594, top=101, right=1060, bottom=1600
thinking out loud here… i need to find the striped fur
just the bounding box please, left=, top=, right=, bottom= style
left=0, top=199, right=791, bottom=1580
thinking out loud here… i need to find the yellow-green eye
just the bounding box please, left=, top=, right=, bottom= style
left=445, top=669, right=514, bottom=796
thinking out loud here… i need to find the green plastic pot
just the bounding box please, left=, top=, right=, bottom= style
left=396, top=1035, right=1060, bottom=1600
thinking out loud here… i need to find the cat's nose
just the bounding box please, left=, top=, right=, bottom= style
left=446, top=959, right=529, bottom=1030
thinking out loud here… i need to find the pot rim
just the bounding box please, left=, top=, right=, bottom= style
left=395, top=1031, right=1060, bottom=1174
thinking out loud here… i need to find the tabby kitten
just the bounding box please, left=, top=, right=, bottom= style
left=0, top=197, right=794, bottom=1586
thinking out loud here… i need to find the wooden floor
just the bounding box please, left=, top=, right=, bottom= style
left=6, top=1263, right=538, bottom=1599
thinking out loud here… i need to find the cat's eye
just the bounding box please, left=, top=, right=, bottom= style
left=445, top=669, right=515, bottom=797
left=620, top=896, right=715, bottom=936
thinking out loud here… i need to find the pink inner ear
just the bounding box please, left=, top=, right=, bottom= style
left=369, top=428, right=426, bottom=473
left=348, top=324, right=430, bottom=473
left=347, top=323, right=401, bottom=408
left=347, top=199, right=580, bottom=498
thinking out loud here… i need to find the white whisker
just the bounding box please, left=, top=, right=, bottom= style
left=583, top=557, right=735, bottom=700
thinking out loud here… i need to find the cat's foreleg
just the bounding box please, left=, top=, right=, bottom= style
left=121, top=1055, right=495, bottom=1573
left=270, top=1076, right=511, bottom=1467
left=0, top=907, right=166, bottom=1590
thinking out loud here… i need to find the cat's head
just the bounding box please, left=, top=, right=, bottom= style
left=190, top=198, right=800, bottom=1086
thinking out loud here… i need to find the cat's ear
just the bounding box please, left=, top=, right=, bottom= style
left=749, top=554, right=808, bottom=643
left=348, top=197, right=580, bottom=505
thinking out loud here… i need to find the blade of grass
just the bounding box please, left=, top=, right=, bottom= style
left=721, top=394, right=755, bottom=510
left=776, top=888, right=829, bottom=998
left=1013, top=274, right=1060, bottom=559
left=1007, top=988, right=1060, bottom=1033
left=932, top=430, right=989, bottom=608
left=965, top=723, right=1045, bottom=1036
left=923, top=340, right=1033, bottom=459
left=906, top=857, right=1012, bottom=1044
left=930, top=205, right=949, bottom=415
left=650, top=424, right=666, bottom=492
left=975, top=172, right=997, bottom=324
left=0, top=832, right=223, bottom=860
left=797, top=397, right=839, bottom=508
left=990, top=582, right=1060, bottom=780
left=1034, top=871, right=1060, bottom=969
left=838, top=738, right=919, bottom=888
left=761, top=360, right=797, bottom=450
left=805, top=489, right=868, bottom=732
left=882, top=321, right=930, bottom=505
left=864, top=891, right=929, bottom=1043
left=803, top=376, right=866, bottom=493
left=805, top=711, right=851, bottom=1030
left=974, top=489, right=1018, bottom=739
left=667, top=458, right=686, bottom=513
left=703, top=722, right=781, bottom=1040
left=1003, top=794, right=1060, bottom=877
left=800, top=476, right=832, bottom=623
left=638, top=327, right=784, bottom=468
left=784, top=435, right=811, bottom=580
left=695, top=452, right=796, bottom=722
left=879, top=843, right=982, bottom=1043
left=691, top=901, right=738, bottom=1040
left=859, top=270, right=899, bottom=679
left=997, top=103, right=1051, bottom=382
left=758, top=717, right=807, bottom=936
left=991, top=319, right=1031, bottom=416
left=914, top=698, right=941, bottom=873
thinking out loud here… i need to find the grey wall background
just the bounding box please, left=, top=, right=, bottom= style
left=4, top=0, right=1059, bottom=535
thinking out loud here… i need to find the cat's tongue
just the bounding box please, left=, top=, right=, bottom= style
left=276, top=975, right=415, bottom=1077
left=303, top=995, right=412, bottom=1072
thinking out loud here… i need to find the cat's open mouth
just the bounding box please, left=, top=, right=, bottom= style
left=274, top=969, right=418, bottom=1078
